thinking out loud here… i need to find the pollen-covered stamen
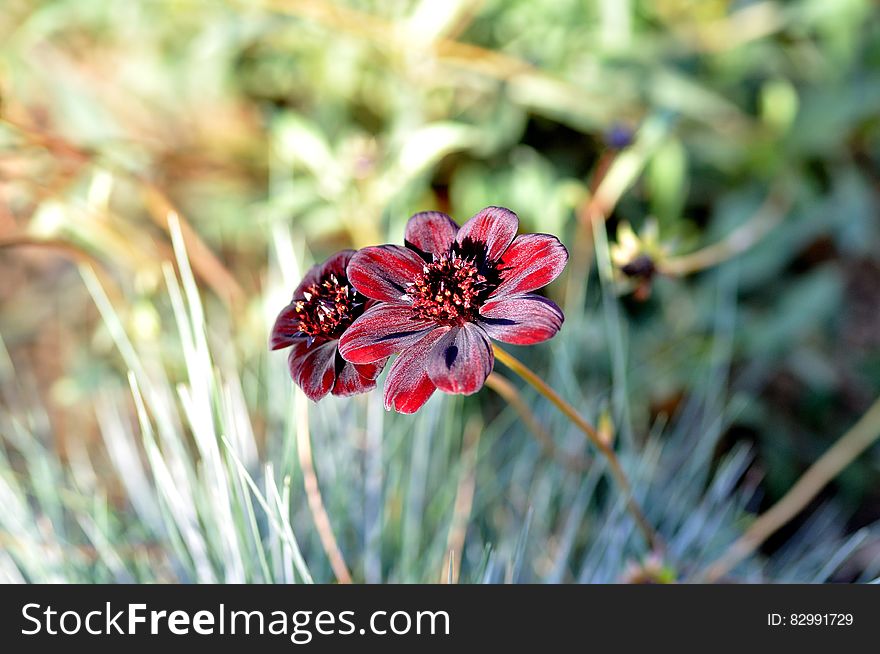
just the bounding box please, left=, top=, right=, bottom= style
left=406, top=254, right=491, bottom=323
left=293, top=273, right=362, bottom=338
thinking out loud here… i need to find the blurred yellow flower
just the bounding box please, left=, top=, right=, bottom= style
left=611, top=218, right=668, bottom=270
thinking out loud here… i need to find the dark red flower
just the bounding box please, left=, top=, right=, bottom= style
left=270, top=250, right=386, bottom=401
left=338, top=207, right=567, bottom=413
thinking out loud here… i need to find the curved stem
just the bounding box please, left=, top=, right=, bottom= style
left=704, top=394, right=880, bottom=582
left=492, top=344, right=661, bottom=550
left=0, top=235, right=103, bottom=266
left=1, top=236, right=128, bottom=307
left=485, top=372, right=591, bottom=473
left=657, top=190, right=789, bottom=277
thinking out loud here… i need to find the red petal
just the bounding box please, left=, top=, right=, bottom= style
left=383, top=328, right=449, bottom=414
left=338, top=304, right=434, bottom=364
left=332, top=359, right=381, bottom=397
left=490, top=234, right=568, bottom=299
left=404, top=211, right=459, bottom=259
left=318, top=249, right=356, bottom=280
left=270, top=302, right=303, bottom=350
left=347, top=245, right=425, bottom=303
left=290, top=263, right=323, bottom=300
left=272, top=250, right=359, bottom=351
left=289, top=341, right=337, bottom=401
left=455, top=206, right=519, bottom=262
left=354, top=359, right=388, bottom=380
left=479, top=294, right=564, bottom=345
left=426, top=322, right=494, bottom=395
left=290, top=250, right=354, bottom=299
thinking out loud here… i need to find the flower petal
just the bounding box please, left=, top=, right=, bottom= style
left=272, top=250, right=359, bottom=350
left=479, top=294, right=564, bottom=345
left=338, top=304, right=434, bottom=364
left=455, top=206, right=519, bottom=262
left=404, top=211, right=459, bottom=259
left=426, top=322, right=494, bottom=395
left=384, top=327, right=449, bottom=414
left=289, top=340, right=337, bottom=401
left=270, top=302, right=304, bottom=350
left=331, top=358, right=383, bottom=397
left=290, top=250, right=354, bottom=300
left=490, top=233, right=568, bottom=299
left=347, top=245, right=425, bottom=303
left=353, top=359, right=387, bottom=380
left=318, top=249, right=356, bottom=281
left=290, top=263, right=322, bottom=299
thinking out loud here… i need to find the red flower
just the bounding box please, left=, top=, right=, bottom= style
left=271, top=251, right=386, bottom=401
left=338, top=207, right=567, bottom=413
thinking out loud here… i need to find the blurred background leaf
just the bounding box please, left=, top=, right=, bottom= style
left=1, top=0, right=879, bottom=583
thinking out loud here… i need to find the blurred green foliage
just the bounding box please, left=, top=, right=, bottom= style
left=1, top=0, right=879, bottom=582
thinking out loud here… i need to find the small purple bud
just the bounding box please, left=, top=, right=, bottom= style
left=605, top=123, right=635, bottom=150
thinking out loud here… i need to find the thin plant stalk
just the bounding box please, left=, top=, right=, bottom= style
left=492, top=344, right=660, bottom=550
left=565, top=117, right=672, bottom=310
left=294, top=391, right=353, bottom=584
left=485, top=372, right=591, bottom=473
left=0, top=236, right=123, bottom=303
left=704, top=393, right=880, bottom=582
left=565, top=149, right=617, bottom=310
left=658, top=190, right=789, bottom=277
left=1, top=117, right=245, bottom=310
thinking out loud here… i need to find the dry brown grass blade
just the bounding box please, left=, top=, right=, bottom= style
left=255, top=0, right=536, bottom=80
left=2, top=117, right=245, bottom=310
left=657, top=189, right=790, bottom=277
left=295, top=391, right=353, bottom=584
left=0, top=235, right=103, bottom=267
left=704, top=394, right=880, bottom=582
left=140, top=187, right=246, bottom=309
left=0, top=235, right=123, bottom=304
left=565, top=149, right=619, bottom=308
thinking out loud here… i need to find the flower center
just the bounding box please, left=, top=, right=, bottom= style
left=407, top=254, right=489, bottom=323
left=293, top=274, right=361, bottom=339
